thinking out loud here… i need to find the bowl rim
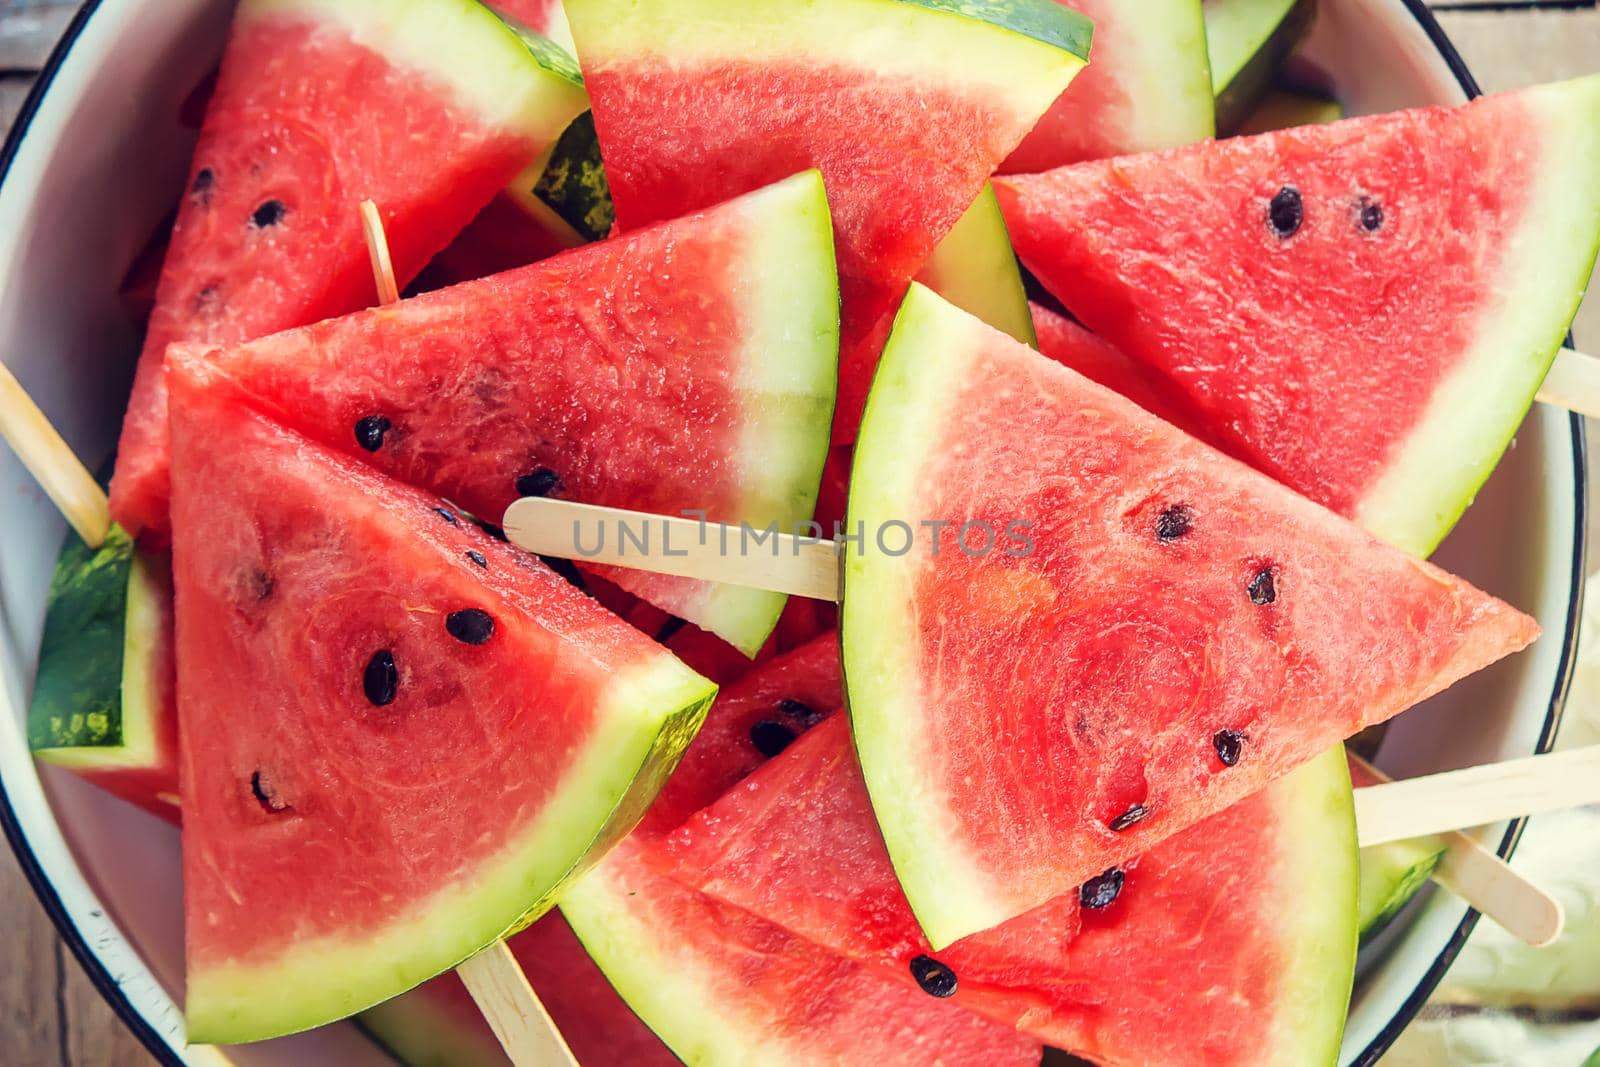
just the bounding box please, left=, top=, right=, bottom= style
left=0, top=1, right=1586, bottom=1065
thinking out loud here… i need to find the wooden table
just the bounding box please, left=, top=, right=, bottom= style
left=0, top=1, right=1596, bottom=1065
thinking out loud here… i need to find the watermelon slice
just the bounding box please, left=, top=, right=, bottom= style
left=996, top=75, right=1600, bottom=556
left=109, top=0, right=589, bottom=540
left=1002, top=0, right=1215, bottom=173
left=360, top=911, right=677, bottom=1067
left=1206, top=0, right=1315, bottom=131
left=197, top=172, right=839, bottom=655
left=27, top=526, right=178, bottom=820
left=491, top=0, right=576, bottom=54
left=843, top=286, right=1538, bottom=946
left=658, top=716, right=1357, bottom=1066
left=564, top=0, right=1092, bottom=442
left=915, top=185, right=1036, bottom=346
left=167, top=354, right=716, bottom=1043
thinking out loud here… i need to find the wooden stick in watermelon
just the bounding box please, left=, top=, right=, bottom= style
left=0, top=362, right=111, bottom=548
left=1349, top=753, right=1564, bottom=948
left=360, top=200, right=578, bottom=1067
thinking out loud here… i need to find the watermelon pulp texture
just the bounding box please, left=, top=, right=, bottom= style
left=555, top=636, right=1042, bottom=1065
left=168, top=355, right=715, bottom=1043
left=997, top=75, right=1600, bottom=556
left=27, top=526, right=179, bottom=820
left=110, top=0, right=588, bottom=540
left=360, top=912, right=677, bottom=1067
left=201, top=172, right=839, bottom=656
left=659, top=716, right=1358, bottom=1067
left=915, top=184, right=1036, bottom=346
left=1003, top=0, right=1214, bottom=173
left=844, top=287, right=1538, bottom=946
left=565, top=0, right=1091, bottom=442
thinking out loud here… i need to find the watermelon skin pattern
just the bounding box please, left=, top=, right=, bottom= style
left=844, top=287, right=1538, bottom=947
left=566, top=0, right=1091, bottom=442
left=997, top=75, right=1600, bottom=557
left=657, top=716, right=1358, bottom=1067
left=167, top=354, right=715, bottom=1043
left=110, top=0, right=587, bottom=541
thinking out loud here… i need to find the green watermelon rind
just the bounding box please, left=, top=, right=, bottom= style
left=185, top=662, right=716, bottom=1045
left=1353, top=74, right=1600, bottom=557
left=1205, top=0, right=1316, bottom=132
left=917, top=183, right=1038, bottom=347
left=29, top=526, right=168, bottom=776
left=566, top=0, right=1090, bottom=125
left=1357, top=835, right=1447, bottom=945
left=532, top=111, right=614, bottom=242
left=842, top=284, right=1028, bottom=945
left=673, top=169, right=841, bottom=656
left=245, top=0, right=588, bottom=143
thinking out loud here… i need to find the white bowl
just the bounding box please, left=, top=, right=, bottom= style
left=0, top=1, right=1583, bottom=1064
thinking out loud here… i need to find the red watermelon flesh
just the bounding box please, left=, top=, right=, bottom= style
left=843, top=287, right=1539, bottom=946
left=565, top=0, right=1092, bottom=442
left=361, top=911, right=678, bottom=1067
left=1002, top=0, right=1214, bottom=173
left=996, top=75, right=1600, bottom=556
left=110, top=0, right=587, bottom=541
left=656, top=716, right=1358, bottom=1067
left=195, top=172, right=839, bottom=656
left=1030, top=300, right=1215, bottom=442
left=167, top=353, right=715, bottom=1043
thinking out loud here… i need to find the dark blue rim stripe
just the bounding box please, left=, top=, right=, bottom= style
left=0, top=2, right=1584, bottom=1067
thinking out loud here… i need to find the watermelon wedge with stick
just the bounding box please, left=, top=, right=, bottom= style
left=1001, top=0, right=1215, bottom=173
left=167, top=354, right=717, bottom=1043
left=193, top=172, right=840, bottom=656
left=843, top=286, right=1538, bottom=946
left=996, top=74, right=1600, bottom=556
left=110, top=0, right=589, bottom=540
left=563, top=0, right=1092, bottom=442
left=657, top=715, right=1358, bottom=1067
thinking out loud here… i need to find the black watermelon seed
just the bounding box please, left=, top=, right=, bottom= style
left=446, top=609, right=496, bottom=646
left=1247, top=567, right=1277, bottom=605
left=1213, top=729, right=1245, bottom=767
left=1358, top=196, right=1384, bottom=233
left=250, top=771, right=289, bottom=814
left=655, top=616, right=689, bottom=643
left=516, top=467, right=563, bottom=498
left=778, top=698, right=824, bottom=727
left=1079, top=867, right=1125, bottom=910
left=251, top=199, right=288, bottom=228
left=354, top=415, right=392, bottom=452
left=434, top=507, right=460, bottom=526
left=909, top=955, right=958, bottom=998
left=750, top=719, right=798, bottom=757
left=1155, top=504, right=1195, bottom=543
left=1268, top=186, right=1303, bottom=237
left=466, top=550, right=488, bottom=569
left=1109, top=804, right=1149, bottom=832
left=364, top=650, right=398, bottom=706
left=251, top=569, right=275, bottom=601
left=191, top=168, right=215, bottom=203
left=195, top=284, right=222, bottom=316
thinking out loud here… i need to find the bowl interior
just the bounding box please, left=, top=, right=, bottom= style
left=0, top=1, right=1582, bottom=1065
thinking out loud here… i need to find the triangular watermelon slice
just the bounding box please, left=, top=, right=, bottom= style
left=110, top=0, right=589, bottom=540
left=844, top=286, right=1538, bottom=946
left=656, top=715, right=1357, bottom=1067
left=196, top=172, right=839, bottom=656
left=996, top=75, right=1600, bottom=556
left=1002, top=0, right=1215, bottom=173
left=167, top=354, right=716, bottom=1043
left=563, top=0, right=1092, bottom=442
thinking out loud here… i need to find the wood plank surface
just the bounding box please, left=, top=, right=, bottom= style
left=0, top=3, right=1596, bottom=1066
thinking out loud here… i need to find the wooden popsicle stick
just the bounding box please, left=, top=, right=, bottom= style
left=1537, top=347, right=1600, bottom=418
left=359, top=202, right=577, bottom=1067
left=503, top=497, right=842, bottom=601
left=1356, top=746, right=1600, bottom=849
left=0, top=361, right=110, bottom=548
left=1348, top=753, right=1564, bottom=947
